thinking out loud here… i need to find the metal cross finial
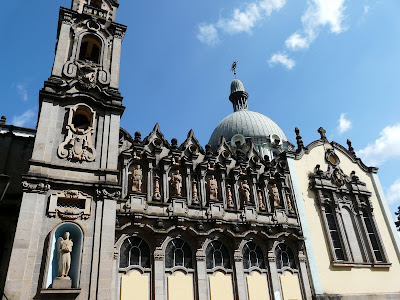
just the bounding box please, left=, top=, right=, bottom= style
left=231, top=61, right=237, bottom=78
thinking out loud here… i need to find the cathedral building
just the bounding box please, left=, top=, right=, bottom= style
left=1, top=1, right=400, bottom=300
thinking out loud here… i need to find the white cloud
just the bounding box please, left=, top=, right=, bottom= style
left=197, top=0, right=286, bottom=44
left=16, top=84, right=28, bottom=102
left=357, top=124, right=400, bottom=166
left=285, top=33, right=309, bottom=50
left=283, top=0, right=347, bottom=52
left=268, top=53, right=295, bottom=69
left=337, top=113, right=351, bottom=134
left=364, top=5, right=370, bottom=15
left=12, top=109, right=36, bottom=127
left=197, top=24, right=219, bottom=46
left=387, top=179, right=400, bottom=205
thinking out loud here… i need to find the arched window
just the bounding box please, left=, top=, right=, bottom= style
left=165, top=239, right=192, bottom=269
left=119, top=237, right=150, bottom=269
left=243, top=242, right=265, bottom=269
left=206, top=241, right=231, bottom=269
left=362, top=210, right=384, bottom=262
left=90, top=0, right=102, bottom=8
left=79, top=35, right=102, bottom=64
left=275, top=243, right=296, bottom=270
left=325, top=205, right=345, bottom=261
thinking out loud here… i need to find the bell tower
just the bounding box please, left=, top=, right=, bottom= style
left=4, top=1, right=127, bottom=299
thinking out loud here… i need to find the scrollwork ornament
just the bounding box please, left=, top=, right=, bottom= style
left=96, top=189, right=121, bottom=201
left=22, top=181, right=51, bottom=194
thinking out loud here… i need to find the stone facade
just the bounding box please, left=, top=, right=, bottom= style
left=1, top=1, right=400, bottom=300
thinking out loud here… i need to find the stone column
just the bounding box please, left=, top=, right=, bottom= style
left=298, top=252, right=312, bottom=300
left=268, top=251, right=282, bottom=300
left=199, top=169, right=207, bottom=207
left=220, top=172, right=227, bottom=208
left=4, top=190, right=48, bottom=299
left=110, top=34, right=123, bottom=89
left=147, top=162, right=153, bottom=202
left=196, top=249, right=208, bottom=300
left=89, top=199, right=103, bottom=300
left=154, top=245, right=165, bottom=300
left=234, top=251, right=247, bottom=300
left=162, top=164, right=170, bottom=203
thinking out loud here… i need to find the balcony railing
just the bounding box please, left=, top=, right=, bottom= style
left=83, top=4, right=111, bottom=21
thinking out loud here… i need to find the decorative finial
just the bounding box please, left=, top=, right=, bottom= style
left=231, top=61, right=237, bottom=79
left=295, top=127, right=305, bottom=152
left=0, top=116, right=6, bottom=125
left=347, top=139, right=356, bottom=157
left=318, top=127, right=327, bottom=140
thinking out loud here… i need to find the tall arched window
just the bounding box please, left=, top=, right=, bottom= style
left=206, top=240, right=231, bottom=270
left=362, top=210, right=385, bottom=262
left=165, top=239, right=195, bottom=300
left=275, top=243, right=303, bottom=300
left=206, top=241, right=234, bottom=300
left=243, top=241, right=265, bottom=269
left=275, top=243, right=296, bottom=270
left=79, top=35, right=102, bottom=64
left=119, top=237, right=151, bottom=300
left=324, top=205, right=346, bottom=261
left=243, top=242, right=271, bottom=300
left=119, top=236, right=150, bottom=269
left=165, top=238, right=192, bottom=269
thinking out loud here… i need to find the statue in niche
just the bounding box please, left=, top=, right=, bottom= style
left=131, top=165, right=143, bottom=192
left=153, top=174, right=161, bottom=199
left=258, top=189, right=266, bottom=210
left=207, top=175, right=218, bottom=200
left=240, top=180, right=251, bottom=204
left=285, top=189, right=294, bottom=212
left=192, top=180, right=199, bottom=204
left=170, top=170, right=182, bottom=196
left=269, top=184, right=281, bottom=208
left=57, top=232, right=73, bottom=278
left=226, top=184, right=234, bottom=207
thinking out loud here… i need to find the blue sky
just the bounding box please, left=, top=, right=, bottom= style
left=1, top=0, right=400, bottom=220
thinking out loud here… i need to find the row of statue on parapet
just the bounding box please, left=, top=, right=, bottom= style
left=130, top=165, right=294, bottom=211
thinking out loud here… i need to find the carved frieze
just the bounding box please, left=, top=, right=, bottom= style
left=22, top=181, right=51, bottom=194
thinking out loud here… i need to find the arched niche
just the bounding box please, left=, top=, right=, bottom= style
left=78, top=34, right=102, bottom=64
left=44, top=222, right=84, bottom=289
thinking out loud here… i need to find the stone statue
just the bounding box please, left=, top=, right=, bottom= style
left=153, top=174, right=161, bottom=199
left=226, top=184, right=234, bottom=207
left=240, top=180, right=251, bottom=204
left=285, top=189, right=294, bottom=211
left=171, top=170, right=182, bottom=196
left=192, top=180, right=199, bottom=204
left=269, top=184, right=281, bottom=208
left=57, top=232, right=73, bottom=278
left=207, top=175, right=218, bottom=200
left=132, top=165, right=143, bottom=192
left=258, top=189, right=266, bottom=210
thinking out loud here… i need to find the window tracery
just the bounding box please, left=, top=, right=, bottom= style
left=119, top=237, right=150, bottom=269
left=275, top=243, right=296, bottom=270
left=165, top=239, right=192, bottom=269
left=243, top=242, right=265, bottom=270
left=206, top=241, right=231, bottom=270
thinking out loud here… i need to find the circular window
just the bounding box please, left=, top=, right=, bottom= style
left=326, top=151, right=340, bottom=166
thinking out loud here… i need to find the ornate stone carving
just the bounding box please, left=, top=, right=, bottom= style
left=192, top=180, right=199, bottom=204
left=48, top=190, right=92, bottom=220
left=240, top=180, right=251, bottom=204
left=131, top=165, right=143, bottom=192
left=57, top=232, right=73, bottom=278
left=170, top=170, right=182, bottom=196
left=226, top=184, right=234, bottom=207
left=22, top=181, right=51, bottom=194
left=96, top=189, right=121, bottom=200
left=258, top=189, right=266, bottom=210
left=285, top=188, right=294, bottom=212
left=269, top=184, right=281, bottom=208
left=76, top=60, right=100, bottom=89
left=58, top=104, right=96, bottom=162
left=207, top=175, right=218, bottom=201
left=153, top=174, right=161, bottom=199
